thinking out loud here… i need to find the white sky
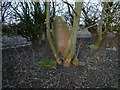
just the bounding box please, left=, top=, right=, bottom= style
left=3, top=0, right=119, bottom=2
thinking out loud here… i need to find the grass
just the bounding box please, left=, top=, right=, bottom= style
left=91, top=56, right=99, bottom=62
left=35, top=57, right=57, bottom=69
left=88, top=44, right=99, bottom=50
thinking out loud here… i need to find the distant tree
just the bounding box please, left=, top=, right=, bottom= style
left=2, top=2, right=11, bottom=23
left=81, top=2, right=100, bottom=37
left=2, top=1, right=58, bottom=45
left=89, top=1, right=120, bottom=49
left=12, top=2, right=46, bottom=44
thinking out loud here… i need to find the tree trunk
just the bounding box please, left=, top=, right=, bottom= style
left=64, top=1, right=83, bottom=67
left=46, top=1, right=62, bottom=65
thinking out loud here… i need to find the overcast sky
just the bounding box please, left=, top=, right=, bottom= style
left=3, top=0, right=103, bottom=24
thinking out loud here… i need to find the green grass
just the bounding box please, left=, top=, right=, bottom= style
left=91, top=56, right=99, bottom=61
left=36, top=57, right=57, bottom=69
left=88, top=44, right=99, bottom=50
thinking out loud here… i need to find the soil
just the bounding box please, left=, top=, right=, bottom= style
left=2, top=37, right=119, bottom=89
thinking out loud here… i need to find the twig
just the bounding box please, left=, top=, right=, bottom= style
left=62, top=0, right=77, bottom=16
left=85, top=23, right=97, bottom=29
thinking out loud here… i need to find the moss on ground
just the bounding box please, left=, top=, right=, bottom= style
left=36, top=57, right=57, bottom=69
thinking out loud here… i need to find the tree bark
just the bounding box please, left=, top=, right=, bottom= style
left=46, top=1, right=62, bottom=65
left=64, top=1, right=83, bottom=67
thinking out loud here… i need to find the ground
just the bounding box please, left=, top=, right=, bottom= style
left=2, top=37, right=119, bottom=89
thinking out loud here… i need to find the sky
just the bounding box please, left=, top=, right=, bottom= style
left=3, top=0, right=116, bottom=2
left=2, top=0, right=103, bottom=24
left=3, top=0, right=119, bottom=2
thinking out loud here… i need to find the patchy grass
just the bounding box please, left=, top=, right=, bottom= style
left=36, top=57, right=57, bottom=69
left=88, top=44, right=99, bottom=50
left=91, top=56, right=99, bottom=63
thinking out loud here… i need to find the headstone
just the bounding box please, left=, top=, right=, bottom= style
left=106, top=47, right=117, bottom=51
left=77, top=28, right=92, bottom=38
left=107, top=31, right=116, bottom=37
left=2, top=35, right=31, bottom=49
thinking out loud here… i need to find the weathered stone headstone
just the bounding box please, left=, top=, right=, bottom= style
left=77, top=28, right=92, bottom=38
left=2, top=35, right=31, bottom=49
left=107, top=31, right=116, bottom=37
